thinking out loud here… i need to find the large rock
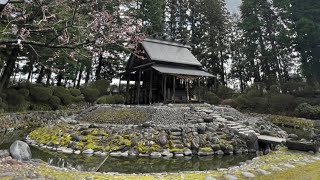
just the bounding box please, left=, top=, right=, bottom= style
left=245, top=132, right=259, bottom=151
left=0, top=150, right=9, bottom=158
left=158, top=133, right=168, bottom=146
left=204, top=116, right=214, bottom=123
left=191, top=137, right=200, bottom=151
left=197, top=126, right=206, bottom=134
left=9, top=140, right=32, bottom=161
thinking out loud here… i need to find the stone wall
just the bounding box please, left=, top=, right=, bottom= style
left=0, top=110, right=76, bottom=132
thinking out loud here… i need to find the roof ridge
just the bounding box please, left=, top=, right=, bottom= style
left=143, top=38, right=192, bottom=49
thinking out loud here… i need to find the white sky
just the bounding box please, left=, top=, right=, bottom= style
left=0, top=0, right=8, bottom=4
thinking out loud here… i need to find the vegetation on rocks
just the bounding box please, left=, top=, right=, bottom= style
left=268, top=115, right=314, bottom=129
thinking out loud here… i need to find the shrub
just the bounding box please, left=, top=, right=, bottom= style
left=5, top=89, right=28, bottom=111
left=221, top=99, right=237, bottom=108
left=92, top=79, right=110, bottom=96
left=216, top=86, right=234, bottom=99
left=81, top=87, right=100, bottom=103
left=269, top=94, right=296, bottom=112
left=96, top=95, right=115, bottom=104
left=114, top=95, right=125, bottom=104
left=69, top=88, right=82, bottom=97
left=49, top=96, right=61, bottom=110
left=295, top=103, right=320, bottom=119
left=207, top=92, right=220, bottom=105
left=52, top=86, right=73, bottom=105
left=29, top=103, right=52, bottom=111
left=18, top=88, right=30, bottom=98
left=235, top=95, right=267, bottom=112
left=269, top=85, right=280, bottom=94
left=71, top=95, right=85, bottom=103
left=246, top=89, right=262, bottom=97
left=30, top=87, right=53, bottom=102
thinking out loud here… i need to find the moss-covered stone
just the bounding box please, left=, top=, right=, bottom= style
left=199, top=147, right=213, bottom=152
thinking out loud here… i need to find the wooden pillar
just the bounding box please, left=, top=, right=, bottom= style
left=136, top=69, right=142, bottom=104
left=186, top=79, right=189, bottom=103
left=125, top=73, right=130, bottom=104
left=173, top=76, right=176, bottom=103
left=204, top=77, right=208, bottom=102
left=119, top=75, right=122, bottom=95
left=163, top=74, right=167, bottom=103
left=198, top=78, right=201, bottom=103
left=149, top=70, right=153, bottom=104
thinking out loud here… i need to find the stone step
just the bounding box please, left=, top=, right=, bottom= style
left=216, top=118, right=227, bottom=122
left=170, top=136, right=182, bottom=140
left=229, top=125, right=246, bottom=130
left=171, top=140, right=183, bottom=144
left=258, top=135, right=286, bottom=144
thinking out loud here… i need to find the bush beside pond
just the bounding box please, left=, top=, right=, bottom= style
left=268, top=115, right=314, bottom=129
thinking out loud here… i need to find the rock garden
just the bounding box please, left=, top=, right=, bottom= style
left=1, top=104, right=320, bottom=180
left=26, top=104, right=287, bottom=158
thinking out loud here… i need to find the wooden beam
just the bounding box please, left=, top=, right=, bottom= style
left=149, top=70, right=153, bottom=104
left=133, top=62, right=155, bottom=70
left=136, top=69, right=142, bottom=104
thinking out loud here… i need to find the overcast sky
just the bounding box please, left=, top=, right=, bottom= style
left=226, top=0, right=242, bottom=14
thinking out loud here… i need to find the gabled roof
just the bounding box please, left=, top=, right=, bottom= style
left=141, top=38, right=202, bottom=67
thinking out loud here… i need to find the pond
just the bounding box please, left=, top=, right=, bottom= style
left=0, top=130, right=256, bottom=174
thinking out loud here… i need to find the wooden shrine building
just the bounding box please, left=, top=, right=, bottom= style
left=120, top=38, right=214, bottom=104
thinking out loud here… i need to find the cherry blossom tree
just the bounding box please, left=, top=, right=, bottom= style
left=0, top=0, right=143, bottom=90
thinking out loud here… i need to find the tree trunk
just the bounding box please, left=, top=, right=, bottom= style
left=36, top=65, right=46, bottom=84
left=77, top=63, right=84, bottom=89
left=57, top=73, right=63, bottom=86
left=219, top=50, right=225, bottom=86
left=0, top=47, right=19, bottom=92
left=27, top=59, right=35, bottom=83
left=85, top=61, right=92, bottom=85
left=46, top=70, right=51, bottom=86
left=95, top=53, right=103, bottom=80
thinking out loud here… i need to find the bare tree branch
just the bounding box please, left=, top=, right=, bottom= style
left=0, top=39, right=94, bottom=49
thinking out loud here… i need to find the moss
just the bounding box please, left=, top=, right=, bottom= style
left=137, top=141, right=150, bottom=154
left=76, top=142, right=85, bottom=149
left=124, top=139, right=132, bottom=147
left=85, top=143, right=103, bottom=150
left=199, top=147, right=213, bottom=152
left=29, top=125, right=72, bottom=145
left=169, top=148, right=184, bottom=153
left=91, top=129, right=99, bottom=136
left=151, top=144, right=161, bottom=151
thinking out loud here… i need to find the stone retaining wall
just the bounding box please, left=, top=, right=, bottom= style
left=0, top=110, right=76, bottom=132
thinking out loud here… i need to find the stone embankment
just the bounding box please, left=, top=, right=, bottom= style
left=26, top=104, right=288, bottom=158
left=0, top=110, right=75, bottom=132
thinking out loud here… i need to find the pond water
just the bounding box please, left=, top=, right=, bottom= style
left=0, top=130, right=256, bottom=174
